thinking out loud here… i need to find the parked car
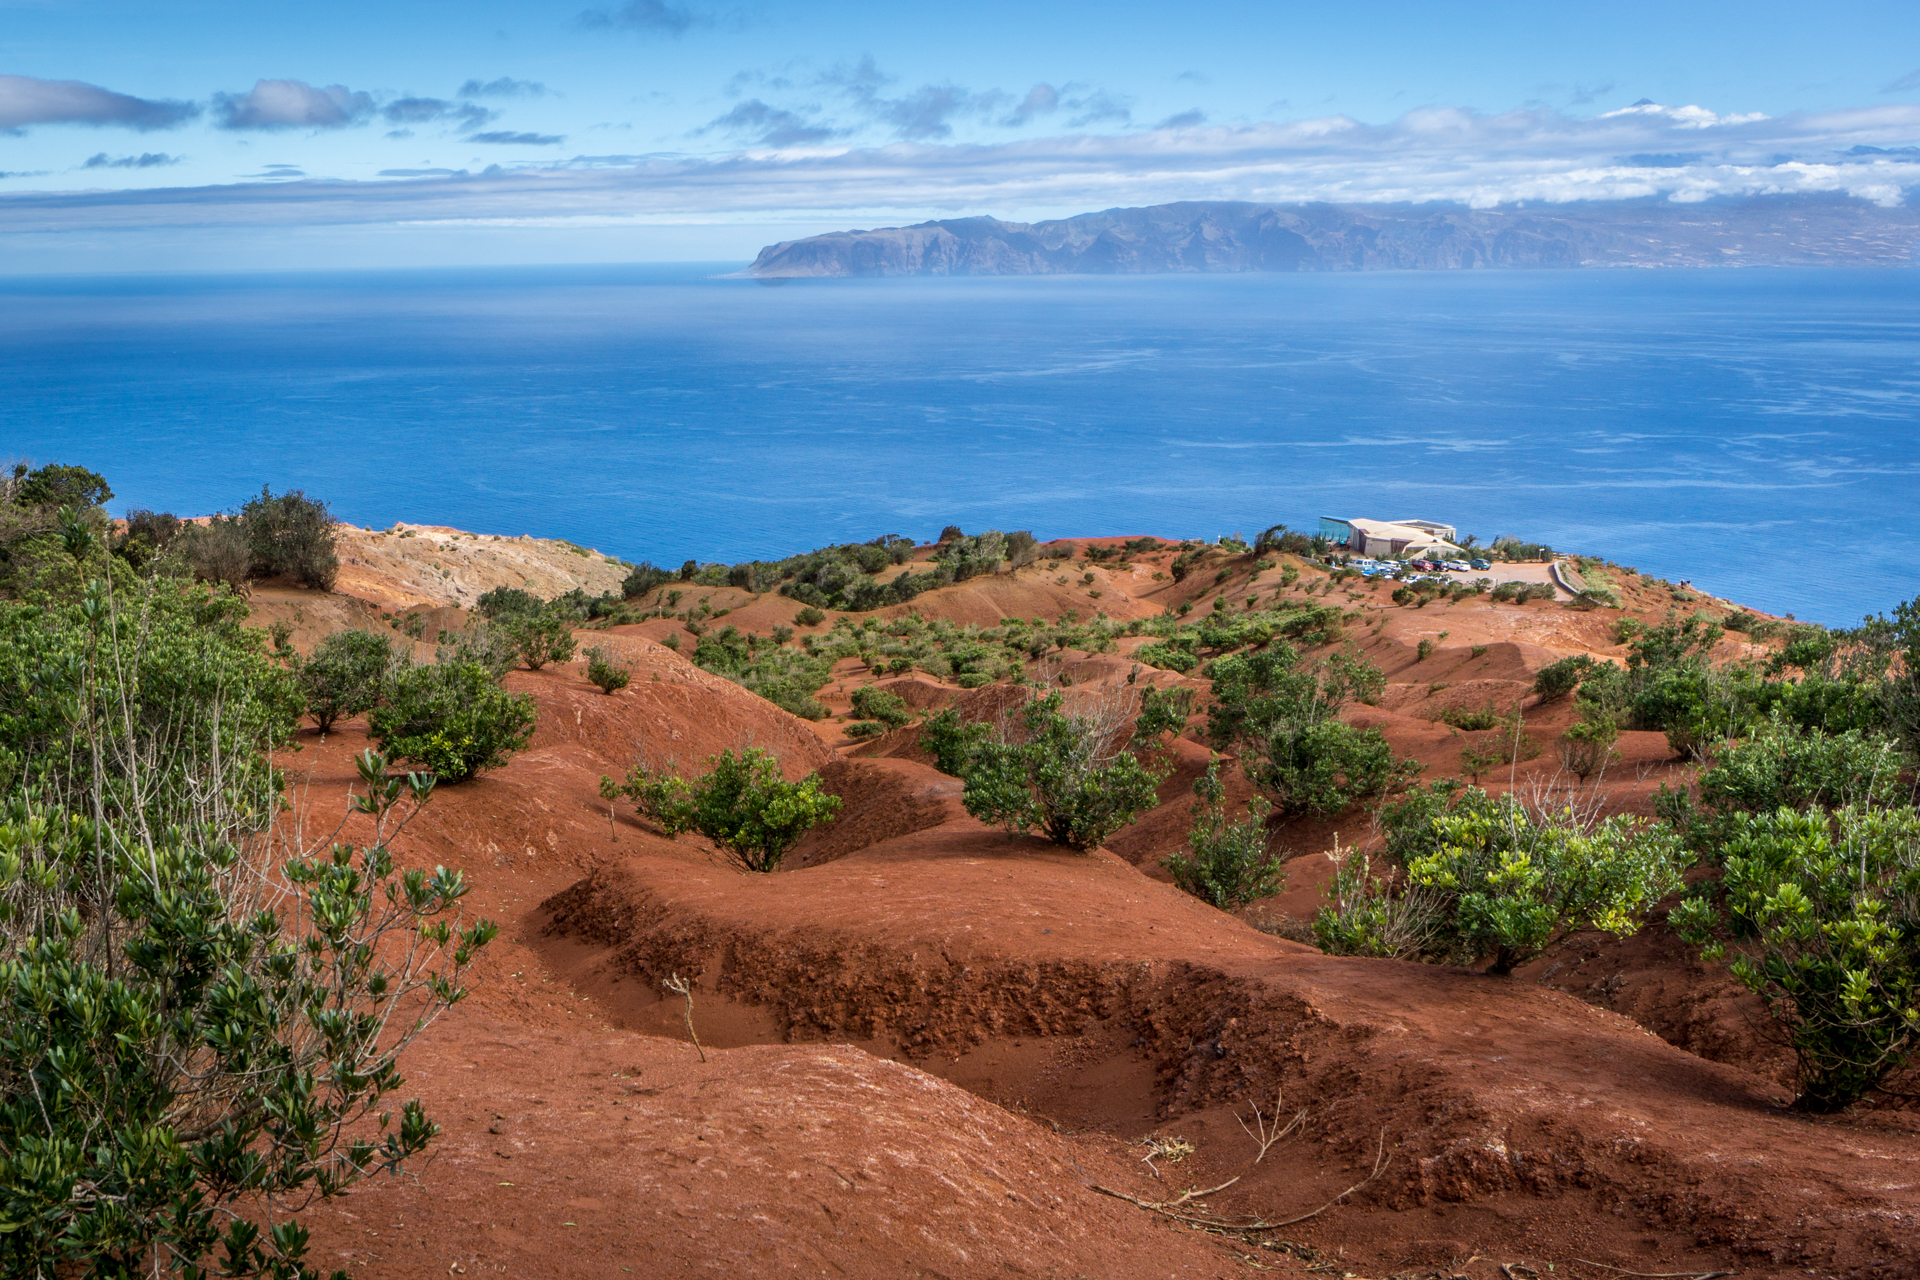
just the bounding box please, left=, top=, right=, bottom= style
left=1443, top=560, right=1471, bottom=572
left=1470, top=558, right=1492, bottom=571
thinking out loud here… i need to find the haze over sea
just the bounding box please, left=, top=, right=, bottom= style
left=3, top=264, right=1915, bottom=628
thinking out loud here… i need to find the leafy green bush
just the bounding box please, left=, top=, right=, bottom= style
left=608, top=747, right=841, bottom=871
left=845, top=720, right=886, bottom=739
left=1672, top=805, right=1920, bottom=1111
left=1532, top=654, right=1595, bottom=702
left=475, top=586, right=542, bottom=618
left=1134, top=685, right=1194, bottom=741
left=503, top=605, right=578, bottom=671
left=9, top=461, right=113, bottom=510
left=0, top=575, right=490, bottom=1278
left=850, top=685, right=913, bottom=730
left=368, top=661, right=537, bottom=782
left=1135, top=638, right=1200, bottom=673
left=240, top=486, right=338, bottom=591
left=795, top=605, right=826, bottom=626
left=583, top=645, right=631, bottom=694
left=1319, top=784, right=1686, bottom=974
left=621, top=560, right=674, bottom=599
left=1164, top=761, right=1281, bottom=908
left=1557, top=717, right=1619, bottom=781
left=299, top=628, right=398, bottom=732
left=1205, top=647, right=1417, bottom=817
left=958, top=692, right=1166, bottom=850
left=921, top=706, right=994, bottom=776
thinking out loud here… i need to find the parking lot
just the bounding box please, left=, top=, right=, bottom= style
left=1339, top=556, right=1569, bottom=595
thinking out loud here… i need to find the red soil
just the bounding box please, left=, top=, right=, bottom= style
left=269, top=543, right=1909, bottom=1280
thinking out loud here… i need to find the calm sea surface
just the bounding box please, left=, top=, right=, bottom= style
left=2, top=264, right=1915, bottom=626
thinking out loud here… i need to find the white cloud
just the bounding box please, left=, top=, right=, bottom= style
left=5, top=99, right=1919, bottom=233
left=0, top=74, right=197, bottom=132
left=213, top=80, right=373, bottom=130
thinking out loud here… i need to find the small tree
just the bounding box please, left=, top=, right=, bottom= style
left=298, top=629, right=398, bottom=732
left=583, top=645, right=631, bottom=694
left=1672, top=805, right=1920, bottom=1112
left=1164, top=761, right=1282, bottom=909
left=368, top=661, right=537, bottom=782
left=240, top=486, right=338, bottom=591
left=921, top=706, right=994, bottom=776
left=960, top=692, right=1166, bottom=851
left=608, top=748, right=841, bottom=872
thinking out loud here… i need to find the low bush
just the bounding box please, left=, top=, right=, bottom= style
left=1532, top=654, right=1595, bottom=702
left=958, top=692, right=1166, bottom=850
left=504, top=605, right=578, bottom=671
left=368, top=661, right=537, bottom=782
left=1318, top=783, right=1687, bottom=973
left=583, top=645, right=632, bottom=694
left=1557, top=717, right=1618, bottom=781
left=850, top=685, right=913, bottom=730
left=795, top=605, right=826, bottom=626
left=1672, top=805, right=1920, bottom=1111
left=299, top=628, right=398, bottom=731
left=845, top=720, right=886, bottom=739
left=607, top=747, right=840, bottom=871
left=1163, top=761, right=1281, bottom=909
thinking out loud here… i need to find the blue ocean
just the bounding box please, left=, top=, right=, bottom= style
left=2, top=264, right=1915, bottom=627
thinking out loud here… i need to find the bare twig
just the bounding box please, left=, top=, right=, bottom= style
left=662, top=973, right=705, bottom=1062
left=1234, top=1090, right=1306, bottom=1163
left=1258, top=1126, right=1391, bottom=1228
left=1573, top=1262, right=1734, bottom=1280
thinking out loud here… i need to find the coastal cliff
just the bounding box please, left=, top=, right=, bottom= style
left=749, top=195, right=1920, bottom=276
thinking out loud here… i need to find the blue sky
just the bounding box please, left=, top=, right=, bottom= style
left=4, top=0, right=1919, bottom=269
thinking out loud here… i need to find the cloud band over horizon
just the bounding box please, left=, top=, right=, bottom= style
left=3, top=98, right=1916, bottom=243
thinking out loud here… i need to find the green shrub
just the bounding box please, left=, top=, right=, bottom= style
left=299, top=628, right=398, bottom=732
left=1557, top=717, right=1618, bottom=781
left=368, top=661, right=537, bottom=782
left=583, top=645, right=632, bottom=694
left=795, top=605, right=826, bottom=626
left=239, top=486, right=338, bottom=591
left=175, top=516, right=253, bottom=592
left=609, top=747, right=840, bottom=872
left=845, top=720, right=886, bottom=739
left=1322, top=784, right=1686, bottom=974
left=922, top=706, right=994, bottom=777
left=1415, top=638, right=1435, bottom=662
left=1532, top=654, right=1595, bottom=702
left=1164, top=762, right=1281, bottom=909
left=956, top=672, right=993, bottom=689
left=621, top=560, right=673, bottom=599
left=850, top=685, right=913, bottom=730
left=504, top=605, right=578, bottom=671
left=475, top=586, right=542, bottom=618
left=10, top=461, right=112, bottom=510
left=1672, top=805, right=1920, bottom=1111
left=0, top=575, right=490, bottom=1278
left=1135, top=639, right=1200, bottom=673
left=1134, top=685, right=1194, bottom=741
left=1206, top=647, right=1418, bottom=817
left=959, top=692, right=1166, bottom=850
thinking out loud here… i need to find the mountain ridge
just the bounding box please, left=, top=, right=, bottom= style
left=748, top=195, right=1920, bottom=276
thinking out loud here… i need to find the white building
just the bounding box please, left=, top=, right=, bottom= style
left=1318, top=516, right=1462, bottom=559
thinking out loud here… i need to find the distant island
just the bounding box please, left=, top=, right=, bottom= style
left=748, top=195, right=1920, bottom=277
